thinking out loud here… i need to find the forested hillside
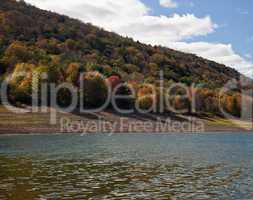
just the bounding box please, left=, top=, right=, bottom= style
left=0, top=0, right=240, bottom=86
left=0, top=0, right=249, bottom=117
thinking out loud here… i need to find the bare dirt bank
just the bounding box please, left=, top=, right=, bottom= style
left=0, top=106, right=252, bottom=134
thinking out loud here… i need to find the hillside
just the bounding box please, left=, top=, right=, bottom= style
left=1, top=0, right=252, bottom=121
left=0, top=0, right=240, bottom=88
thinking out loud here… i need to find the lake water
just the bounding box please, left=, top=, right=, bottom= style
left=0, top=133, right=253, bottom=200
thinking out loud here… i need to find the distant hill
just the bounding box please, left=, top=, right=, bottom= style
left=0, top=0, right=241, bottom=88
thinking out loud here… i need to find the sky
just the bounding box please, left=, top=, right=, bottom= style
left=23, top=0, right=253, bottom=78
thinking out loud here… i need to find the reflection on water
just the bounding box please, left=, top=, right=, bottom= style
left=0, top=133, right=253, bottom=200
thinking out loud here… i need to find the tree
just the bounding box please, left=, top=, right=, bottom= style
left=137, top=84, right=155, bottom=98
left=196, top=89, right=220, bottom=115
left=224, top=94, right=241, bottom=117
left=125, top=47, right=144, bottom=66
left=65, top=39, right=79, bottom=51
left=9, top=63, right=60, bottom=104
left=137, top=95, right=155, bottom=111
left=102, top=65, right=113, bottom=77
left=107, top=75, right=122, bottom=90
left=81, top=72, right=108, bottom=108
left=113, top=83, right=135, bottom=110
left=0, top=0, right=244, bottom=115
left=35, top=38, right=59, bottom=53
left=9, top=63, right=35, bottom=103
left=123, top=64, right=140, bottom=74
left=180, top=76, right=194, bottom=86
left=65, top=63, right=81, bottom=86
left=151, top=53, right=167, bottom=67
left=147, top=63, right=159, bottom=76
left=128, top=72, right=144, bottom=84
left=2, top=41, right=32, bottom=68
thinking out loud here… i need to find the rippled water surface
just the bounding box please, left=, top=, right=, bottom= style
left=0, top=133, right=253, bottom=200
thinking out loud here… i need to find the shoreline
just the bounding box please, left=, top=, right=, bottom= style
left=1, top=130, right=253, bottom=136
left=0, top=124, right=251, bottom=135
left=0, top=106, right=252, bottom=134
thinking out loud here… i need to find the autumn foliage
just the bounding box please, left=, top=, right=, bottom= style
left=82, top=72, right=108, bottom=108
left=0, top=0, right=251, bottom=119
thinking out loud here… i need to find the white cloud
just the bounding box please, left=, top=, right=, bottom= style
left=160, top=0, right=178, bottom=8
left=118, top=14, right=216, bottom=44
left=24, top=0, right=215, bottom=42
left=24, top=0, right=253, bottom=77
left=24, top=0, right=149, bottom=31
left=169, top=42, right=253, bottom=77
